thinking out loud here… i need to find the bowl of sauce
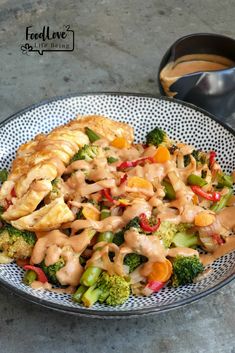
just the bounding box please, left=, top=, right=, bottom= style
left=158, top=33, right=235, bottom=117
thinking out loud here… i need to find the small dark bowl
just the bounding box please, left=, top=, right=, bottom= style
left=158, top=33, right=235, bottom=118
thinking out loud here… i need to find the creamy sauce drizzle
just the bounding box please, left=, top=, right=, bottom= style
left=160, top=54, right=235, bottom=96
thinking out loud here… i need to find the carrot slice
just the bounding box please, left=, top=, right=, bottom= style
left=148, top=259, right=173, bottom=282
left=111, top=137, right=130, bottom=149
left=153, top=146, right=170, bottom=163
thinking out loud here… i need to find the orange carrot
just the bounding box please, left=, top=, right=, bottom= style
left=148, top=259, right=173, bottom=282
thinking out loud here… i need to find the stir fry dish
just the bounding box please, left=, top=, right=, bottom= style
left=0, top=115, right=234, bottom=307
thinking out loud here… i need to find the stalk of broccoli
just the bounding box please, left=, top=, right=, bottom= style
left=70, top=144, right=99, bottom=163
left=0, top=224, right=36, bottom=259
left=171, top=255, right=204, bottom=287
left=124, top=253, right=147, bottom=273
left=40, top=259, right=65, bottom=284
left=172, top=231, right=200, bottom=248
left=113, top=217, right=140, bottom=246
left=81, top=272, right=130, bottom=307
left=216, top=173, right=233, bottom=188
left=146, top=127, right=168, bottom=147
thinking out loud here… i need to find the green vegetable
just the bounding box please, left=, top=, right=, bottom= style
left=146, top=127, right=168, bottom=147
left=210, top=188, right=233, bottom=212
left=81, top=272, right=130, bottom=307
left=79, top=256, right=86, bottom=266
left=97, top=231, right=114, bottom=243
left=0, top=206, right=5, bottom=219
left=0, top=169, right=8, bottom=183
left=184, top=150, right=206, bottom=167
left=80, top=266, right=102, bottom=287
left=107, top=157, right=118, bottom=164
left=113, top=217, right=140, bottom=246
left=49, top=178, right=63, bottom=200
left=154, top=222, right=192, bottom=248
left=71, top=144, right=99, bottom=163
left=72, top=285, right=88, bottom=303
left=23, top=270, right=37, bottom=285
left=40, top=259, right=65, bottom=284
left=217, top=173, right=233, bottom=188
left=171, top=255, right=204, bottom=287
left=187, top=174, right=207, bottom=187
left=0, top=224, right=36, bottom=259
left=3, top=224, right=36, bottom=245
left=162, top=180, right=176, bottom=200
left=172, top=231, right=200, bottom=248
left=85, top=127, right=100, bottom=143
left=76, top=208, right=85, bottom=219
left=124, top=253, right=147, bottom=273
left=100, top=208, right=111, bottom=220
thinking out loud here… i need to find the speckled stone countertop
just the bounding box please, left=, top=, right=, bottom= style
left=0, top=1, right=234, bottom=353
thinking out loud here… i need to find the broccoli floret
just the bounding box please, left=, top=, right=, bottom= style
left=48, top=177, right=64, bottom=201
left=0, top=224, right=36, bottom=259
left=112, top=231, right=124, bottom=246
left=0, top=169, right=8, bottom=183
left=71, top=144, right=99, bottom=163
left=184, top=150, right=207, bottom=167
left=154, top=222, right=192, bottom=248
left=154, top=221, right=178, bottom=248
left=124, top=253, right=147, bottom=273
left=146, top=127, right=168, bottom=147
left=40, top=259, right=65, bottom=284
left=125, top=217, right=140, bottom=231
left=171, top=255, right=204, bottom=287
left=172, top=231, right=200, bottom=248
left=113, top=217, right=140, bottom=245
left=81, top=272, right=130, bottom=307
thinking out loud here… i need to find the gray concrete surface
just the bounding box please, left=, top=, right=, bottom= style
left=0, top=1, right=234, bottom=352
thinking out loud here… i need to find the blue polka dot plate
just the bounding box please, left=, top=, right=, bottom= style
left=0, top=93, right=234, bottom=318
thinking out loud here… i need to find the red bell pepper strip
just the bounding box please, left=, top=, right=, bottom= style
left=4, top=188, right=16, bottom=210
left=23, top=265, right=48, bottom=283
left=190, top=185, right=221, bottom=202
left=118, top=173, right=128, bottom=186
left=4, top=198, right=12, bottom=210
left=209, top=151, right=216, bottom=167
left=117, top=156, right=154, bottom=171
left=16, top=258, right=30, bottom=268
left=146, top=280, right=165, bottom=292
left=139, top=213, right=161, bottom=232
left=11, top=187, right=16, bottom=197
left=101, top=188, right=115, bottom=203
left=212, top=234, right=224, bottom=245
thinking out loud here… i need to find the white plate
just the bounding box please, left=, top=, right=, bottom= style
left=0, top=93, right=234, bottom=318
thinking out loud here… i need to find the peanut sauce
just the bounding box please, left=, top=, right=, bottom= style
left=160, top=54, right=235, bottom=96
left=1, top=115, right=235, bottom=289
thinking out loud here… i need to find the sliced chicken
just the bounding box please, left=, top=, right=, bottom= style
left=2, top=180, right=52, bottom=221
left=11, top=197, right=75, bottom=231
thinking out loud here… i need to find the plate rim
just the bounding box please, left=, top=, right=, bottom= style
left=0, top=91, right=234, bottom=318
